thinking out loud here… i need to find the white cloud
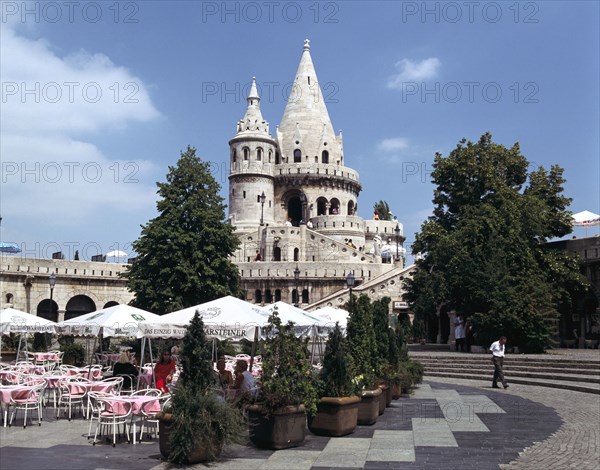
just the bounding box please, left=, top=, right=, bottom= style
left=0, top=24, right=161, bottom=235
left=387, top=58, right=441, bottom=88
left=378, top=137, right=410, bottom=152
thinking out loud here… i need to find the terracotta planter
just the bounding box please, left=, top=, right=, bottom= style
left=357, top=388, right=381, bottom=425
left=391, top=383, right=402, bottom=400
left=378, top=384, right=388, bottom=415
left=247, top=404, right=307, bottom=449
left=157, top=413, right=221, bottom=464
left=385, top=383, right=393, bottom=406
left=308, top=396, right=360, bottom=437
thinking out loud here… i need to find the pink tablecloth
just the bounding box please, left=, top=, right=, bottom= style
left=0, top=386, right=34, bottom=404
left=65, top=382, right=116, bottom=395
left=44, top=375, right=70, bottom=389
left=66, top=368, right=103, bottom=380
left=106, top=396, right=160, bottom=415
left=33, top=353, right=59, bottom=362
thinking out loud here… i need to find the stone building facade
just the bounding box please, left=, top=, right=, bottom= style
left=229, top=40, right=412, bottom=311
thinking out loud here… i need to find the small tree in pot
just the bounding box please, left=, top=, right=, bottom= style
left=157, top=311, right=244, bottom=464
left=246, top=307, right=317, bottom=449
left=346, top=294, right=382, bottom=425
left=309, top=322, right=360, bottom=436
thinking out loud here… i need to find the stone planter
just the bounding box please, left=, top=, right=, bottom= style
left=378, top=384, right=388, bottom=415
left=308, top=396, right=360, bottom=437
left=385, top=383, right=393, bottom=406
left=357, top=388, right=382, bottom=425
left=391, top=383, right=402, bottom=400
left=247, top=404, right=307, bottom=449
left=157, top=413, right=221, bottom=464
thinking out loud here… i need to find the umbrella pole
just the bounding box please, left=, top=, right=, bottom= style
left=249, top=327, right=259, bottom=373
left=310, top=325, right=317, bottom=365
left=137, top=337, right=146, bottom=390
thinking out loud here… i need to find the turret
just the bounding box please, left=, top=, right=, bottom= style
left=228, top=77, right=276, bottom=231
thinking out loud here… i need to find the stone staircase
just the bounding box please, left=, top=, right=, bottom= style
left=412, top=352, right=600, bottom=395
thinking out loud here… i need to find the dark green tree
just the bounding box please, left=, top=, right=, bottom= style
left=371, top=297, right=391, bottom=378
left=345, top=294, right=377, bottom=388
left=373, top=200, right=391, bottom=220
left=405, top=133, right=587, bottom=353
left=123, top=146, right=241, bottom=314
left=318, top=322, right=358, bottom=398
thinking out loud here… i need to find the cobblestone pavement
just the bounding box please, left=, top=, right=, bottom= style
left=1, top=379, right=581, bottom=470
left=425, top=377, right=600, bottom=470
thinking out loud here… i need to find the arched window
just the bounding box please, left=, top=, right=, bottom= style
left=275, top=152, right=280, bottom=164
left=232, top=149, right=237, bottom=162
left=294, top=149, right=301, bottom=163
left=273, top=246, right=281, bottom=261
left=243, top=147, right=249, bottom=160
left=257, top=148, right=263, bottom=161
left=302, top=289, right=309, bottom=304
left=316, top=197, right=328, bottom=216
left=6, top=293, right=13, bottom=304
left=268, top=150, right=272, bottom=163
left=347, top=200, right=355, bottom=215
left=294, top=247, right=299, bottom=262
left=329, top=198, right=340, bottom=215
left=265, top=289, right=273, bottom=304
left=275, top=289, right=282, bottom=302
left=292, top=289, right=299, bottom=305
left=255, top=290, right=262, bottom=304
left=322, top=150, right=329, bottom=164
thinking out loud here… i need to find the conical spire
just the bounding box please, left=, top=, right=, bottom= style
left=278, top=39, right=340, bottom=163
left=236, top=77, right=269, bottom=136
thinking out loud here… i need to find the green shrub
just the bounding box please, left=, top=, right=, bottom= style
left=317, top=323, right=358, bottom=398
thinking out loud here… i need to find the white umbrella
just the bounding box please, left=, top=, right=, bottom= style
left=265, top=301, right=332, bottom=337
left=0, top=308, right=56, bottom=361
left=311, top=306, right=351, bottom=329
left=0, top=308, right=56, bottom=335
left=140, top=296, right=270, bottom=340
left=55, top=304, right=160, bottom=338
left=572, top=210, right=600, bottom=226
left=106, top=250, right=128, bottom=262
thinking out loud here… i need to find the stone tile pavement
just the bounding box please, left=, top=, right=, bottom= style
left=1, top=378, right=596, bottom=469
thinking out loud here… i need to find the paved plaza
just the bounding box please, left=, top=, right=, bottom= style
left=2, top=375, right=598, bottom=470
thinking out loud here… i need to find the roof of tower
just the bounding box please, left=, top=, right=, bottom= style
left=278, top=39, right=339, bottom=160
left=235, top=77, right=270, bottom=137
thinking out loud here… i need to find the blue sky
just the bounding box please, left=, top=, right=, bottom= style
left=1, top=0, right=599, bottom=263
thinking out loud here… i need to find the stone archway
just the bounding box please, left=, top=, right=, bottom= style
left=283, top=190, right=306, bottom=225
left=103, top=301, right=119, bottom=309
left=65, top=295, right=96, bottom=320
left=37, top=299, right=59, bottom=322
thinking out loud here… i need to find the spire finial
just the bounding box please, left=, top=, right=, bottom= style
left=303, top=38, right=310, bottom=51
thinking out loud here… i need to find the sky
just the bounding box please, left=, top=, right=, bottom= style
left=1, top=0, right=599, bottom=264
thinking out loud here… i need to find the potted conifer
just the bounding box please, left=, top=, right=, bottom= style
left=346, top=294, right=382, bottom=425
left=246, top=307, right=317, bottom=449
left=156, top=311, right=244, bottom=464
left=309, top=322, right=360, bottom=437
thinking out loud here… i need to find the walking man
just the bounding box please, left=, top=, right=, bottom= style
left=490, top=335, right=509, bottom=389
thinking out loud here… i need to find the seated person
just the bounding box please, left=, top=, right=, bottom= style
left=113, top=352, right=139, bottom=389
left=216, top=358, right=233, bottom=389
left=230, top=359, right=256, bottom=395
left=154, top=350, right=177, bottom=393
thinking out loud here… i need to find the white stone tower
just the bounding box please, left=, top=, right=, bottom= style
left=228, top=77, right=277, bottom=232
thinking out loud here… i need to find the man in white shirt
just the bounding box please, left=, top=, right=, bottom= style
left=489, top=336, right=509, bottom=389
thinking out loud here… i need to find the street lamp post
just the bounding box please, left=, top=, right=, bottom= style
left=48, top=272, right=56, bottom=320
left=394, top=224, right=400, bottom=263
left=259, top=191, right=266, bottom=226
left=293, top=265, right=300, bottom=307
left=345, top=271, right=355, bottom=304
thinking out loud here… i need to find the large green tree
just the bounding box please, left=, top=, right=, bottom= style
left=404, top=133, right=586, bottom=353
left=124, top=146, right=241, bottom=314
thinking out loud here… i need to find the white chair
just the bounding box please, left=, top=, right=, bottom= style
left=56, top=379, right=87, bottom=421
left=93, top=397, right=132, bottom=447
left=9, top=382, right=45, bottom=428
left=86, top=391, right=113, bottom=439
